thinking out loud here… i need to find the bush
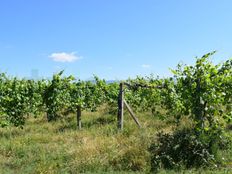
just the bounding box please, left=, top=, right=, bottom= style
left=149, top=129, right=217, bottom=172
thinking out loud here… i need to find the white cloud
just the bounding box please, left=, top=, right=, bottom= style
left=141, top=64, right=151, bottom=68
left=49, top=52, right=82, bottom=62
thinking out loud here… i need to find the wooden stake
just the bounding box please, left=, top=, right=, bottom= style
left=77, top=106, right=82, bottom=130
left=124, top=99, right=141, bottom=128
left=117, top=83, right=124, bottom=130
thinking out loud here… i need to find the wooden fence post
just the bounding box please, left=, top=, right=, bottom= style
left=117, top=83, right=124, bottom=130
left=77, top=106, right=82, bottom=130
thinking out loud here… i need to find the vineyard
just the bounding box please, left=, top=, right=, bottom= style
left=1, top=52, right=232, bottom=173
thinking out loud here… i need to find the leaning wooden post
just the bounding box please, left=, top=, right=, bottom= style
left=77, top=105, right=82, bottom=130
left=123, top=99, right=142, bottom=128
left=117, top=82, right=124, bottom=130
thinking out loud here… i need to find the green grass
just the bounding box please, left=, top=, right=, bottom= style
left=0, top=110, right=232, bottom=174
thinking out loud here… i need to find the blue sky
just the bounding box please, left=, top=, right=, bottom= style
left=0, top=0, right=232, bottom=80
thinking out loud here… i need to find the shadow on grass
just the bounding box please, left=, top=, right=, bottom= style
left=56, top=115, right=116, bottom=132
left=83, top=116, right=116, bottom=128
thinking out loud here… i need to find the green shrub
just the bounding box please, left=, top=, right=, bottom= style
left=149, top=129, right=217, bottom=171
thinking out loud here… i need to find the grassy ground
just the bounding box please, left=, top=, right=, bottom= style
left=0, top=110, right=232, bottom=174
